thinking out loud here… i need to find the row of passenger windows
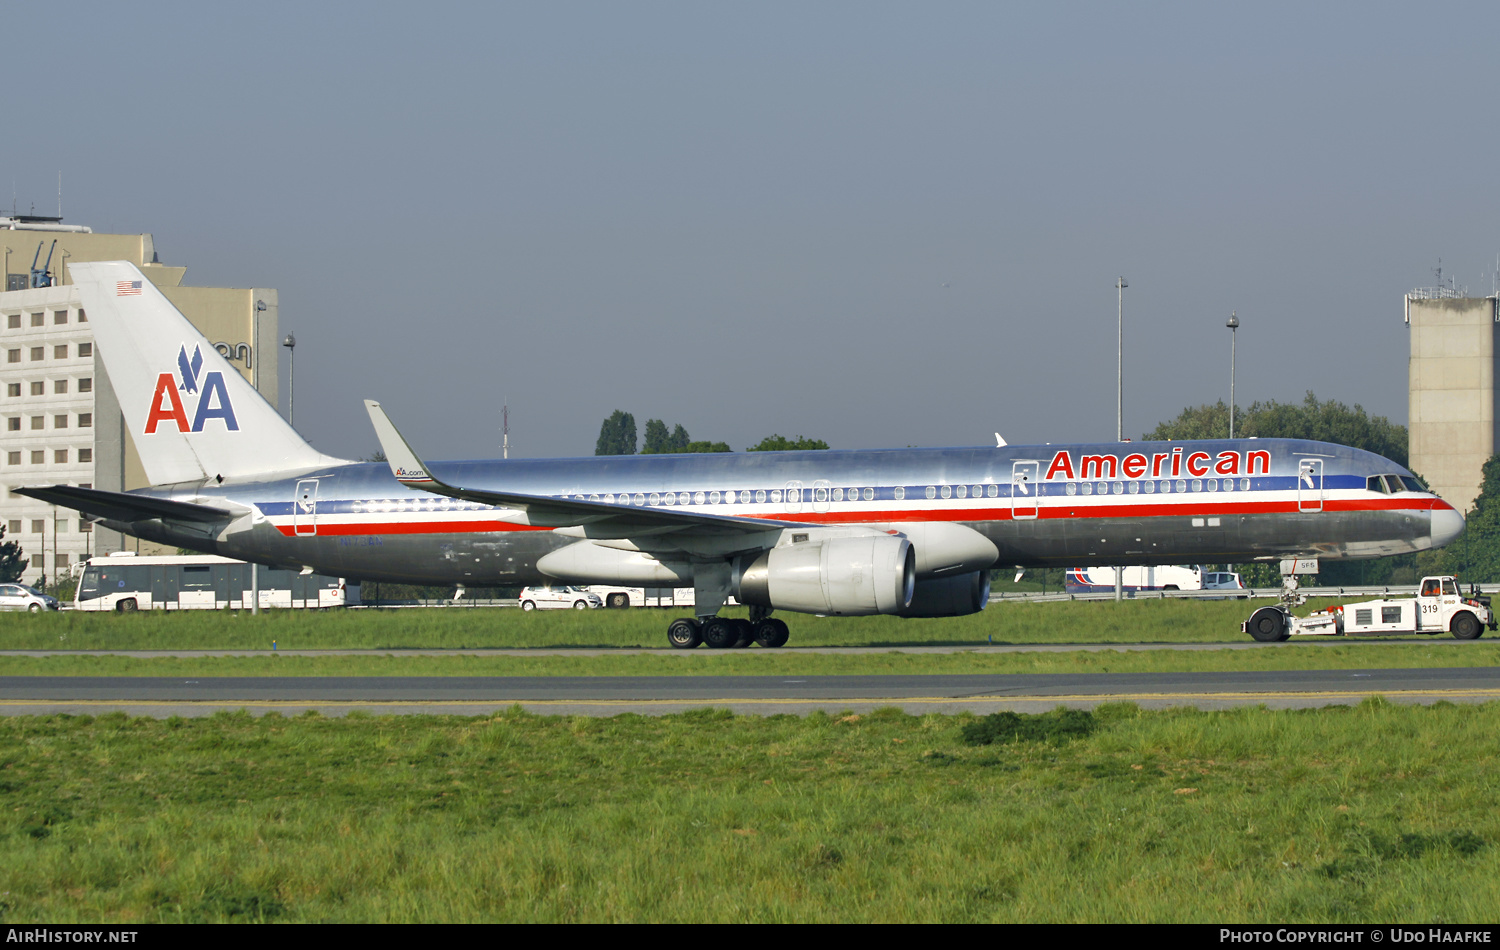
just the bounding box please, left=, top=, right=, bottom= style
left=1063, top=478, right=1253, bottom=496
left=4, top=310, right=86, bottom=328
left=572, top=487, right=884, bottom=506
left=5, top=342, right=91, bottom=363
left=352, top=498, right=493, bottom=513
left=6, top=378, right=93, bottom=396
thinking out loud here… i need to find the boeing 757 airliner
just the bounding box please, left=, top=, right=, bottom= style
left=17, top=262, right=1465, bottom=649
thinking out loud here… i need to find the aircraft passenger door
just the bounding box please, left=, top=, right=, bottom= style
left=1297, top=459, right=1323, bottom=513
left=1011, top=461, right=1039, bottom=521
left=784, top=480, right=803, bottom=514
left=294, top=479, right=319, bottom=536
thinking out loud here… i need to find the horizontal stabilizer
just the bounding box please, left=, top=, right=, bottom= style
left=13, top=485, right=232, bottom=524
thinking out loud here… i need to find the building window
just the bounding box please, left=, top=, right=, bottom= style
left=29, top=347, right=43, bottom=361
left=6, top=520, right=17, bottom=534
left=78, top=342, right=92, bottom=358
left=78, top=448, right=92, bottom=463
left=7, top=349, right=18, bottom=363
left=30, top=382, right=43, bottom=396
left=79, top=520, right=91, bottom=533
left=30, top=313, right=43, bottom=328
left=6, top=315, right=17, bottom=329
left=54, top=449, right=67, bottom=463
left=5, top=384, right=17, bottom=397
left=53, top=311, right=67, bottom=325
left=77, top=309, right=86, bottom=323
left=55, top=553, right=68, bottom=568
left=30, top=450, right=43, bottom=464
left=54, top=415, right=67, bottom=429
left=30, top=520, right=42, bottom=534
left=78, top=378, right=91, bottom=393
left=30, top=416, right=43, bottom=430
left=78, top=413, right=91, bottom=428
left=53, top=345, right=68, bottom=360
left=53, top=380, right=67, bottom=394
left=5, top=451, right=17, bottom=465
left=5, top=417, right=17, bottom=430
left=78, top=483, right=90, bottom=489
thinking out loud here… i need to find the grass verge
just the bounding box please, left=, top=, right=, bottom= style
left=0, top=642, right=1497, bottom=678
left=1, top=700, right=1498, bottom=922
left=11, top=597, right=1351, bottom=651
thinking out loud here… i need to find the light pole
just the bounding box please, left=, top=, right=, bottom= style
left=1115, top=277, right=1127, bottom=442
left=253, top=300, right=267, bottom=616
left=282, top=332, right=297, bottom=426
left=1227, top=311, right=1239, bottom=439
left=1114, top=277, right=1127, bottom=603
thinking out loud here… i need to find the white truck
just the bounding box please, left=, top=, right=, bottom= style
left=1244, top=575, right=1494, bottom=641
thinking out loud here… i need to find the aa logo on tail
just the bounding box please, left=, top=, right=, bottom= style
left=144, top=344, right=240, bottom=434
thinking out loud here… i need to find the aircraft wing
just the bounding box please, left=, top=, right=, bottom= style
left=13, top=485, right=233, bottom=524
left=364, top=400, right=808, bottom=536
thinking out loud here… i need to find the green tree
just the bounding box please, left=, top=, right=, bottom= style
left=1144, top=391, right=1408, bottom=467
left=641, top=419, right=670, bottom=454
left=1417, top=454, right=1500, bottom=583
left=595, top=410, right=637, bottom=456
left=683, top=441, right=732, bottom=453
left=0, top=525, right=26, bottom=583
left=747, top=434, right=830, bottom=452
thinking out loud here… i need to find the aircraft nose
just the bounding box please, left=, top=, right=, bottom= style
left=1431, top=506, right=1465, bottom=549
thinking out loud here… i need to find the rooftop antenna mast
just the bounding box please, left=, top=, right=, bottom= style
left=502, top=400, right=509, bottom=460
left=57, top=171, right=61, bottom=218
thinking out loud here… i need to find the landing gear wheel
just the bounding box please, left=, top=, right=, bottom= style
left=730, top=619, right=754, bottom=648
left=1451, top=612, right=1483, bottom=640
left=667, top=618, right=702, bottom=649
left=701, top=617, right=739, bottom=649
left=1246, top=606, right=1288, bottom=642
left=753, top=618, right=790, bottom=649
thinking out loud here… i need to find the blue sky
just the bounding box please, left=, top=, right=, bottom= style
left=10, top=2, right=1500, bottom=459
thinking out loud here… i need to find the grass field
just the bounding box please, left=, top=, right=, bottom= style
left=5, top=597, right=1359, bottom=651
left=1, top=642, right=1498, bottom=679
left=2, top=701, right=1498, bottom=922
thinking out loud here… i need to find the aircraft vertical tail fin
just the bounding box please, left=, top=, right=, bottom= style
left=68, top=261, right=346, bottom=485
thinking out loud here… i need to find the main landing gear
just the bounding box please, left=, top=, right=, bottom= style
left=666, top=611, right=790, bottom=650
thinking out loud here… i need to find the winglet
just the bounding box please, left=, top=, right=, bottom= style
left=364, top=400, right=438, bottom=488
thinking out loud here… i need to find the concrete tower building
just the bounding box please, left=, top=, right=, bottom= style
left=1406, top=291, right=1500, bottom=513
left=1, top=215, right=280, bottom=587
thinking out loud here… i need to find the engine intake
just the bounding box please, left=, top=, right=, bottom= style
left=736, top=535, right=915, bottom=616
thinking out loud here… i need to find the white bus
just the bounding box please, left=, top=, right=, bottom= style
left=1065, top=565, right=1205, bottom=593
left=74, top=553, right=354, bottom=611
left=582, top=586, right=699, bottom=609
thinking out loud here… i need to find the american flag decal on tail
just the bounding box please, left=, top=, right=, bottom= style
left=116, top=280, right=143, bottom=296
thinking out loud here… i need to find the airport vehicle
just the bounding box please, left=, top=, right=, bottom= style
left=1244, top=575, right=1494, bottom=641
left=583, top=586, right=698, bottom=609
left=1202, top=571, right=1246, bottom=591
left=0, top=583, right=60, bottom=612
left=518, top=585, right=602, bottom=610
left=19, top=262, right=1467, bottom=650
left=1065, top=565, right=1204, bottom=593
left=74, top=553, right=351, bottom=611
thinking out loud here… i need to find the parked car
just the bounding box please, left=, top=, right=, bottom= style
left=518, top=586, right=603, bottom=611
left=0, top=584, right=60, bottom=612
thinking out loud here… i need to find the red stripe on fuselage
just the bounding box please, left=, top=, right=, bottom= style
left=271, top=495, right=1449, bottom=537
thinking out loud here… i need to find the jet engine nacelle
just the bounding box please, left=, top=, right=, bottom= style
left=898, top=570, right=990, bottom=618
left=735, top=535, right=915, bottom=616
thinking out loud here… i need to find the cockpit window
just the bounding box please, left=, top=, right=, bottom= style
left=1367, top=475, right=1390, bottom=494
left=1383, top=475, right=1405, bottom=494
left=1400, top=476, right=1425, bottom=493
